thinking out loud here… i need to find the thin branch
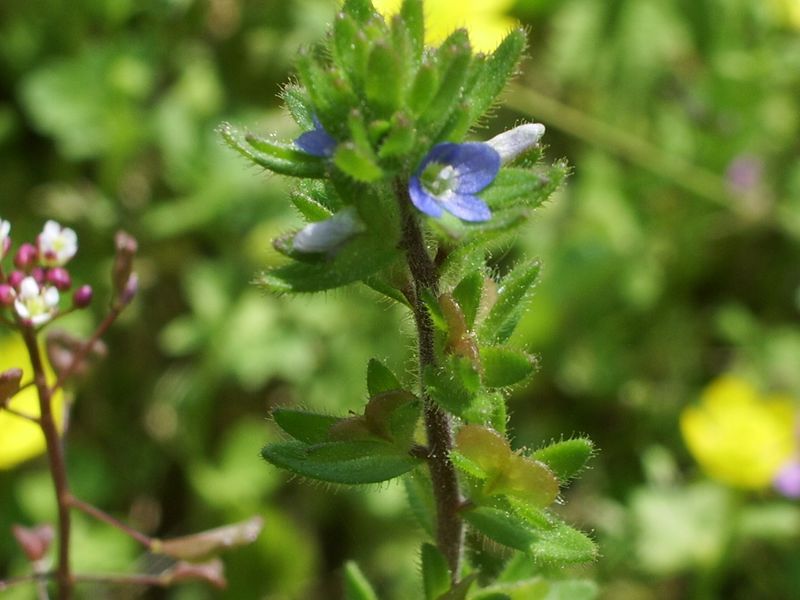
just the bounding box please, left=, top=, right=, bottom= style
left=66, top=494, right=153, bottom=548
left=21, top=327, right=73, bottom=600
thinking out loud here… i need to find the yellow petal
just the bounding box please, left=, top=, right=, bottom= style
left=0, top=333, right=64, bottom=470
left=372, top=0, right=519, bottom=52
left=680, top=376, right=796, bottom=490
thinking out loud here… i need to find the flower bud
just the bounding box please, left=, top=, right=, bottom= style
left=0, top=284, right=15, bottom=306
left=13, top=243, right=38, bottom=270
left=11, top=524, right=54, bottom=562
left=119, top=273, right=139, bottom=306
left=0, top=368, right=23, bottom=405
left=31, top=267, right=46, bottom=284
left=112, top=230, right=138, bottom=296
left=291, top=207, right=364, bottom=254
left=46, top=267, right=72, bottom=291
left=0, top=218, right=10, bottom=259
left=168, top=559, right=226, bottom=589
left=8, top=270, right=25, bottom=289
left=486, top=123, right=546, bottom=165
left=72, top=284, right=93, bottom=308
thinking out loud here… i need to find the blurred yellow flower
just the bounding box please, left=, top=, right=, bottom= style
left=774, top=0, right=800, bottom=29
left=372, top=0, right=519, bottom=53
left=681, top=376, right=796, bottom=490
left=0, top=333, right=64, bottom=470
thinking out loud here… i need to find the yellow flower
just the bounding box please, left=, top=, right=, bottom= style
left=773, top=0, right=800, bottom=30
left=372, top=0, right=519, bottom=53
left=0, top=333, right=64, bottom=470
left=681, top=376, right=796, bottom=490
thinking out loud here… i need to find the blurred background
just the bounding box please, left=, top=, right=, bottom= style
left=1, top=0, right=800, bottom=598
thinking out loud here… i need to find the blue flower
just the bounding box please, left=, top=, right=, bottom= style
left=295, top=116, right=337, bottom=158
left=409, top=143, right=500, bottom=222
left=408, top=123, right=546, bottom=223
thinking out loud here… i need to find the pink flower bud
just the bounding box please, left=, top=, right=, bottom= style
left=119, top=273, right=139, bottom=306
left=8, top=270, right=25, bottom=288
left=0, top=368, right=23, bottom=405
left=13, top=243, right=38, bottom=270
left=31, top=267, right=46, bottom=284
left=46, top=267, right=72, bottom=291
left=1, top=236, right=10, bottom=259
left=0, top=283, right=14, bottom=306
left=11, top=524, right=54, bottom=562
left=72, top=284, right=93, bottom=308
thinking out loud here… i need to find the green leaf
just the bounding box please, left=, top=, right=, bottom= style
left=272, top=409, right=339, bottom=444
left=531, top=438, right=594, bottom=484
left=419, top=30, right=472, bottom=141
left=281, top=84, right=314, bottom=129
left=452, top=272, right=483, bottom=330
left=400, top=0, right=424, bottom=62
left=481, top=163, right=568, bottom=211
left=289, top=189, right=334, bottom=222
left=334, top=13, right=368, bottom=93
left=464, top=507, right=596, bottom=564
left=365, top=41, right=403, bottom=116
left=479, top=260, right=541, bottom=343
left=378, top=112, right=416, bottom=159
left=218, top=122, right=326, bottom=178
left=367, top=358, right=403, bottom=395
left=421, top=543, right=450, bottom=600
left=464, top=29, right=526, bottom=125
left=344, top=561, right=378, bottom=600
left=262, top=439, right=420, bottom=484
left=409, top=61, right=438, bottom=117
left=333, top=142, right=384, bottom=182
left=405, top=472, right=436, bottom=536
left=258, top=232, right=397, bottom=293
left=480, top=347, right=536, bottom=388
left=527, top=519, right=597, bottom=565
left=342, top=0, right=376, bottom=24
left=470, top=579, right=548, bottom=600
left=463, top=507, right=538, bottom=553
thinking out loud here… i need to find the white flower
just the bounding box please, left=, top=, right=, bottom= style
left=486, top=123, right=546, bottom=165
left=292, top=208, right=364, bottom=254
left=14, top=277, right=60, bottom=326
left=38, top=220, right=78, bottom=267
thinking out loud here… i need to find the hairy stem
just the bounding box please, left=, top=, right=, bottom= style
left=395, top=181, right=464, bottom=581
left=21, top=328, right=72, bottom=600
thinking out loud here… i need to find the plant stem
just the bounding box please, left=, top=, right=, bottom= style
left=67, top=494, right=152, bottom=548
left=395, top=181, right=464, bottom=581
left=21, top=327, right=72, bottom=600
left=52, top=307, right=121, bottom=392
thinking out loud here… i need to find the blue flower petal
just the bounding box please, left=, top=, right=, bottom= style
left=422, top=143, right=500, bottom=194
left=438, top=192, right=492, bottom=222
left=409, top=176, right=444, bottom=218
left=295, top=116, right=337, bottom=157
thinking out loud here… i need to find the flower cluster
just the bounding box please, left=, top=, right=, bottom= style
left=681, top=375, right=800, bottom=497
left=0, top=219, right=92, bottom=327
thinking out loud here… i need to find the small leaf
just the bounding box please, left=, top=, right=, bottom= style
left=465, top=29, right=526, bottom=125
left=378, top=112, right=416, bottom=159
left=456, top=425, right=511, bottom=474
left=452, top=272, right=483, bottom=330
left=280, top=84, right=314, bottom=129
left=218, top=123, right=326, bottom=178
left=367, top=358, right=403, bottom=396
left=366, top=41, right=403, bottom=115
left=532, top=438, right=594, bottom=484
left=421, top=543, right=450, bottom=600
left=262, top=439, right=420, bottom=484
left=408, top=61, right=438, bottom=117
left=527, top=519, right=598, bottom=565
left=481, top=164, right=568, bottom=211
left=463, top=507, right=537, bottom=553
left=364, top=390, right=417, bottom=440
left=342, top=0, right=375, bottom=24
left=419, top=30, right=472, bottom=140
left=272, top=408, right=339, bottom=444
left=480, top=347, right=536, bottom=388
left=400, top=0, right=424, bottom=62
left=333, top=142, right=384, bottom=182
left=344, top=561, right=378, bottom=600
left=405, top=472, right=436, bottom=536
left=479, top=260, right=541, bottom=343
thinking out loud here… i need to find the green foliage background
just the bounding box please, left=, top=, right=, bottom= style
left=2, top=0, right=800, bottom=598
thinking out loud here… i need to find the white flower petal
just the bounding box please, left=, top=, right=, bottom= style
left=292, top=208, right=364, bottom=254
